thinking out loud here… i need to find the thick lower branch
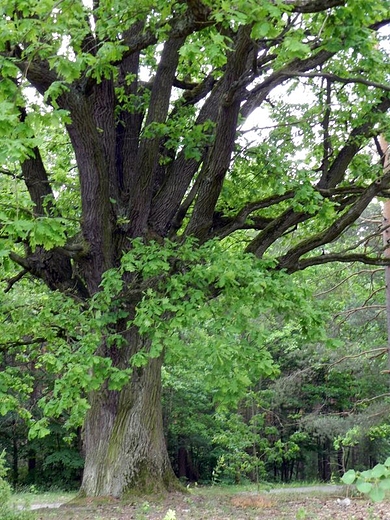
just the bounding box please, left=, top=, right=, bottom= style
left=278, top=174, right=390, bottom=270
left=9, top=249, right=89, bottom=298
left=291, top=253, right=390, bottom=272
left=213, top=191, right=296, bottom=239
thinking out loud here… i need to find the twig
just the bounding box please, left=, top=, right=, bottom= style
left=280, top=71, right=390, bottom=92
left=361, top=286, right=386, bottom=307
left=326, top=347, right=388, bottom=368
left=354, top=393, right=390, bottom=405
left=315, top=268, right=383, bottom=297
left=335, top=304, right=386, bottom=317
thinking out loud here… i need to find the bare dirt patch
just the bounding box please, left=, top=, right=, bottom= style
left=31, top=488, right=390, bottom=520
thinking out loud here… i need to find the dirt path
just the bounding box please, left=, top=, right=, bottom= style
left=29, top=502, right=65, bottom=510
left=25, top=484, right=347, bottom=510
left=268, top=484, right=347, bottom=494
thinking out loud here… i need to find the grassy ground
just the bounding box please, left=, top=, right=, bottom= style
left=10, top=485, right=390, bottom=520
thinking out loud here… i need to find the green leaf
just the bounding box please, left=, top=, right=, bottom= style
left=251, top=21, right=271, bottom=38
left=283, top=37, right=311, bottom=58
left=341, top=469, right=356, bottom=485
left=28, top=419, right=51, bottom=439
left=369, top=486, right=385, bottom=503
left=378, top=479, right=390, bottom=491
left=356, top=480, right=373, bottom=494
left=371, top=464, right=386, bottom=479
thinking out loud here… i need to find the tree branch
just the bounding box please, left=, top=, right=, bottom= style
left=246, top=207, right=309, bottom=257
left=214, top=186, right=366, bottom=242
left=241, top=49, right=335, bottom=119
left=361, top=285, right=386, bottom=307
left=128, top=36, right=186, bottom=238
left=283, top=0, right=344, bottom=12
left=335, top=305, right=386, bottom=322
left=318, top=96, right=390, bottom=189
left=212, top=191, right=295, bottom=239
left=277, top=176, right=390, bottom=271
left=0, top=337, right=46, bottom=353
left=121, top=4, right=213, bottom=58
left=20, top=147, right=56, bottom=217
left=185, top=26, right=254, bottom=240
left=4, top=269, right=28, bottom=293
left=327, top=348, right=388, bottom=368
left=13, top=52, right=59, bottom=97
left=9, top=249, right=89, bottom=299
left=9, top=251, right=30, bottom=271
left=321, top=78, right=332, bottom=177
left=149, top=76, right=225, bottom=236
left=116, top=23, right=145, bottom=202
left=281, top=71, right=390, bottom=92
left=296, top=253, right=390, bottom=271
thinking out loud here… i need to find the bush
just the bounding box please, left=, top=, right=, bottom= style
left=0, top=450, right=35, bottom=520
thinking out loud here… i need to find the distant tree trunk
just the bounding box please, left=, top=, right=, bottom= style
left=351, top=444, right=357, bottom=470
left=323, top=442, right=332, bottom=481
left=317, top=440, right=332, bottom=481
left=288, top=461, right=294, bottom=481
left=12, top=430, right=18, bottom=487
left=281, top=460, right=288, bottom=482
left=295, top=459, right=305, bottom=481
left=337, top=449, right=344, bottom=475
left=27, top=450, right=36, bottom=484
left=178, top=446, right=187, bottom=480
left=177, top=446, right=199, bottom=482
left=80, top=329, right=178, bottom=497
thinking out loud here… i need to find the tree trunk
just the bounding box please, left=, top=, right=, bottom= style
left=80, top=332, right=179, bottom=497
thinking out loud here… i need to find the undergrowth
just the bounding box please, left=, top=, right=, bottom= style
left=0, top=451, right=35, bottom=520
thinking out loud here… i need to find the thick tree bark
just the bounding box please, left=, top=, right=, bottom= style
left=80, top=330, right=178, bottom=497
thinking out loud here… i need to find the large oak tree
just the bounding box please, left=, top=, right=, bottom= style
left=1, top=0, right=390, bottom=497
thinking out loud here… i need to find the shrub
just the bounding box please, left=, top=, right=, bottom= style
left=0, top=450, right=35, bottom=520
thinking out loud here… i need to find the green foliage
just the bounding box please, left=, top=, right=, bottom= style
left=342, top=457, right=390, bottom=502
left=0, top=450, right=12, bottom=504
left=121, top=238, right=323, bottom=406
left=162, top=510, right=176, bottom=520
left=43, top=449, right=84, bottom=483
left=0, top=236, right=325, bottom=437
left=0, top=451, right=35, bottom=520
left=211, top=412, right=267, bottom=484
